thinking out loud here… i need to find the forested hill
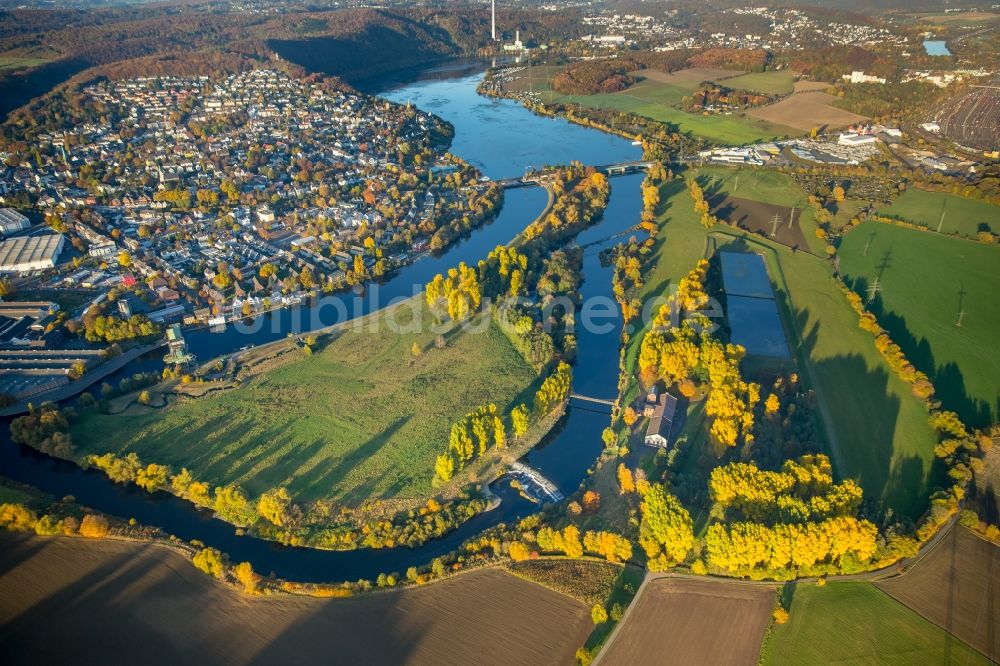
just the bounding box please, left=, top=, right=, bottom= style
left=266, top=11, right=460, bottom=85
left=0, top=6, right=583, bottom=121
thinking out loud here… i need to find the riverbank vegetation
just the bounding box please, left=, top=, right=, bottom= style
left=425, top=164, right=611, bottom=483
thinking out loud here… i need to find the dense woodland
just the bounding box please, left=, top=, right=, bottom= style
left=552, top=59, right=639, bottom=95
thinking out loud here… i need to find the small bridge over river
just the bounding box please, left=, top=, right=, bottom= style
left=569, top=392, right=616, bottom=407
left=495, top=161, right=656, bottom=189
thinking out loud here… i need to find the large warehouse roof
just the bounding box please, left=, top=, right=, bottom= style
left=0, top=234, right=65, bottom=272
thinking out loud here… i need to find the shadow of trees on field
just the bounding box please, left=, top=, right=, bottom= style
left=291, top=415, right=412, bottom=501
left=0, top=532, right=435, bottom=665
left=783, top=290, right=931, bottom=522
left=846, top=275, right=996, bottom=429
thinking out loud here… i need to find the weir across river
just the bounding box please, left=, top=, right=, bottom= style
left=508, top=461, right=564, bottom=504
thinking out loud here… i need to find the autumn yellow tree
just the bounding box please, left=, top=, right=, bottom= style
left=233, top=561, right=261, bottom=593
left=509, top=541, right=532, bottom=561
left=563, top=525, right=584, bottom=558
left=79, top=514, right=110, bottom=538
left=639, top=484, right=694, bottom=571
left=617, top=464, right=636, bottom=494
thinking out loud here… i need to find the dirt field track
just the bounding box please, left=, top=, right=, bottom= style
left=877, top=527, right=1000, bottom=662
left=750, top=81, right=866, bottom=131
left=0, top=534, right=591, bottom=666
left=599, top=578, right=775, bottom=666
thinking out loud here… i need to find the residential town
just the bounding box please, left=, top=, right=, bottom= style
left=0, top=69, right=503, bottom=322
left=0, top=69, right=502, bottom=402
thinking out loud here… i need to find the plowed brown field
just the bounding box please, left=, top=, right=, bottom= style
left=0, top=533, right=591, bottom=666
left=877, top=526, right=1000, bottom=662
left=749, top=81, right=867, bottom=131
left=599, top=577, right=775, bottom=666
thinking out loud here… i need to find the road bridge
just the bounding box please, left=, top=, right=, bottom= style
left=494, top=161, right=657, bottom=189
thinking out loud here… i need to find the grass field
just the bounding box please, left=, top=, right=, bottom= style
left=748, top=236, right=940, bottom=518
left=840, top=222, right=999, bottom=428
left=916, top=11, right=1000, bottom=25
left=0, top=56, right=50, bottom=72
left=601, top=578, right=774, bottom=666
left=877, top=189, right=1000, bottom=239
left=760, top=581, right=990, bottom=664
left=722, top=70, right=796, bottom=95
left=0, top=533, right=592, bottom=665
left=71, top=302, right=538, bottom=505
left=877, top=527, right=1000, bottom=660
left=628, top=177, right=940, bottom=518
left=508, top=66, right=801, bottom=144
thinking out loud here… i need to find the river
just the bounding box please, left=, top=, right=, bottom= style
left=0, top=65, right=642, bottom=582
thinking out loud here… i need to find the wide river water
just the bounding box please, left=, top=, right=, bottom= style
left=0, top=64, right=642, bottom=581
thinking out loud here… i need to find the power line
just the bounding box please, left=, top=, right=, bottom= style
left=866, top=276, right=881, bottom=305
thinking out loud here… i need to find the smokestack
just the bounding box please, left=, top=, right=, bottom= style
left=491, top=0, right=496, bottom=41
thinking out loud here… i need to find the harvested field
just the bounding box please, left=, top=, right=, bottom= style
left=750, top=83, right=867, bottom=132
left=712, top=195, right=809, bottom=250
left=599, top=578, right=774, bottom=666
left=877, top=526, right=1000, bottom=661
left=0, top=533, right=592, bottom=666
left=789, top=80, right=829, bottom=93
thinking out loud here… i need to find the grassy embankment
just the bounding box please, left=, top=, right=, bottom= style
left=624, top=174, right=939, bottom=519
left=877, top=188, right=1000, bottom=239
left=72, top=299, right=538, bottom=507
left=840, top=221, right=1000, bottom=428
left=759, top=582, right=990, bottom=664
left=506, top=65, right=801, bottom=145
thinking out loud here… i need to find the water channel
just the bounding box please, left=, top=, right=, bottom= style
left=0, top=64, right=643, bottom=582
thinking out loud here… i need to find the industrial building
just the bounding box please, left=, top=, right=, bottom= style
left=0, top=234, right=65, bottom=272
left=0, top=208, right=31, bottom=235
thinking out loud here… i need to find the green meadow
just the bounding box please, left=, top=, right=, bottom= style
left=878, top=189, right=1000, bottom=239
left=840, top=221, right=1000, bottom=427
left=722, top=70, right=796, bottom=95
left=760, top=583, right=989, bottom=665
left=517, top=68, right=801, bottom=145
left=72, top=304, right=537, bottom=505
